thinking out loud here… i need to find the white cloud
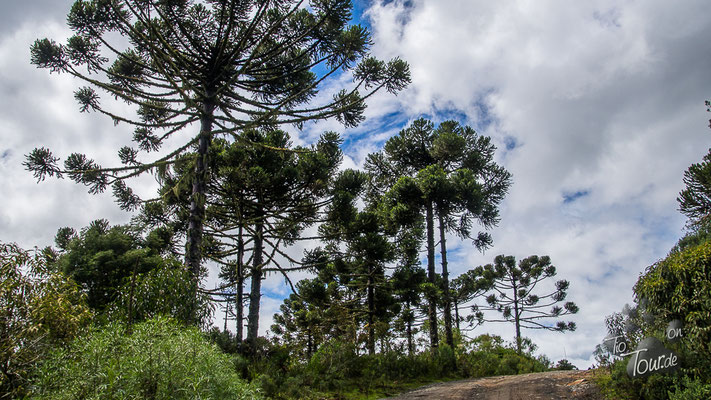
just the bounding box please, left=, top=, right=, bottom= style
left=361, top=0, right=711, bottom=366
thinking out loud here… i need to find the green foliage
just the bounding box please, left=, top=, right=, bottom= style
left=671, top=219, right=711, bottom=253
left=107, top=259, right=213, bottom=327
left=596, top=357, right=684, bottom=400
left=1, top=242, right=92, bottom=399
left=678, top=148, right=711, bottom=226
left=669, top=376, right=711, bottom=400
left=458, top=335, right=549, bottom=378
left=634, top=239, right=711, bottom=373
left=30, top=317, right=261, bottom=400
left=55, top=220, right=172, bottom=312
left=601, top=228, right=711, bottom=399
left=251, top=335, right=550, bottom=399
left=553, top=359, right=578, bottom=370
left=471, top=255, right=578, bottom=353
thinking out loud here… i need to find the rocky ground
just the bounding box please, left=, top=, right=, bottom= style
left=383, top=369, right=604, bottom=400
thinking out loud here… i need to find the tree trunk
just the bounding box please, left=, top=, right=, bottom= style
left=512, top=279, right=522, bottom=354
left=367, top=263, right=375, bottom=355
left=425, top=200, right=439, bottom=351
left=454, top=298, right=460, bottom=331
left=438, top=212, right=454, bottom=348
left=186, top=97, right=215, bottom=323
left=246, top=215, right=264, bottom=352
left=406, top=301, right=414, bottom=356
left=236, top=223, right=244, bottom=343
left=186, top=98, right=215, bottom=277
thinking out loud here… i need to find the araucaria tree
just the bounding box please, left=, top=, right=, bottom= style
left=25, top=0, right=410, bottom=299
left=472, top=255, right=579, bottom=354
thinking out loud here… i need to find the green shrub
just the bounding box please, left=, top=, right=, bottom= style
left=635, top=238, right=711, bottom=363
left=553, top=359, right=578, bottom=370
left=457, top=335, right=548, bottom=378
left=107, top=259, right=213, bottom=327
left=670, top=376, right=711, bottom=400
left=30, top=317, right=261, bottom=399
left=1, top=242, right=92, bottom=398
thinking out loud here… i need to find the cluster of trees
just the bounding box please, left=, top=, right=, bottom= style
left=270, top=119, right=579, bottom=358
left=7, top=0, right=584, bottom=397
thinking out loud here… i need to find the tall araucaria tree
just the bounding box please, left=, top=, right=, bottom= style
left=25, top=0, right=410, bottom=298
left=429, top=121, right=511, bottom=348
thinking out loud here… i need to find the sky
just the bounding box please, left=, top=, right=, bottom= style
left=1, top=0, right=710, bottom=369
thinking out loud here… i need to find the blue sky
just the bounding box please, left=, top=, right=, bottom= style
left=1, top=0, right=711, bottom=368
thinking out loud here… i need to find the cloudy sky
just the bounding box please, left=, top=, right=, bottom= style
left=1, top=0, right=710, bottom=368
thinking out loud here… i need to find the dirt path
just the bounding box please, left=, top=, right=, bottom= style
left=384, top=370, right=603, bottom=400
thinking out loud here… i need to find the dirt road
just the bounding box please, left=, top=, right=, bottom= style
left=384, top=370, right=603, bottom=400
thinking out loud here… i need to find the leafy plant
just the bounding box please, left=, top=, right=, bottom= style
left=30, top=316, right=261, bottom=400
left=1, top=242, right=92, bottom=399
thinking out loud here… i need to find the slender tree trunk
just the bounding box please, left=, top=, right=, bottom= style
left=406, top=301, right=414, bottom=356
left=425, top=200, right=439, bottom=351
left=512, top=279, right=521, bottom=354
left=236, top=223, right=244, bottom=343
left=307, top=326, right=313, bottom=359
left=454, top=298, right=460, bottom=331
left=438, top=212, right=454, bottom=348
left=367, top=263, right=375, bottom=355
left=247, top=213, right=264, bottom=352
left=127, top=258, right=139, bottom=330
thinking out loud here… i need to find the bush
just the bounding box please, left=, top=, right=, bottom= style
left=107, top=260, right=213, bottom=327
left=635, top=237, right=711, bottom=361
left=670, top=377, right=711, bottom=400
left=1, top=242, right=92, bottom=398
left=554, top=359, right=578, bottom=370
left=457, top=335, right=549, bottom=378
left=30, top=317, right=261, bottom=399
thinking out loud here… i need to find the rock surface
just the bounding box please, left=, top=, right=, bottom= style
left=383, top=369, right=603, bottom=400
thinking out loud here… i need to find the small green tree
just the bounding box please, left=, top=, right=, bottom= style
left=320, top=170, right=398, bottom=355
left=55, top=219, right=173, bottom=312
left=472, top=255, right=579, bottom=353
left=554, top=359, right=577, bottom=370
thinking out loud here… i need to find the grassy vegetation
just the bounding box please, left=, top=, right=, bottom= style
left=214, top=334, right=551, bottom=399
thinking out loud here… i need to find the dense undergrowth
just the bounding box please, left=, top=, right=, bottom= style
left=29, top=317, right=262, bottom=400
left=211, top=332, right=551, bottom=399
